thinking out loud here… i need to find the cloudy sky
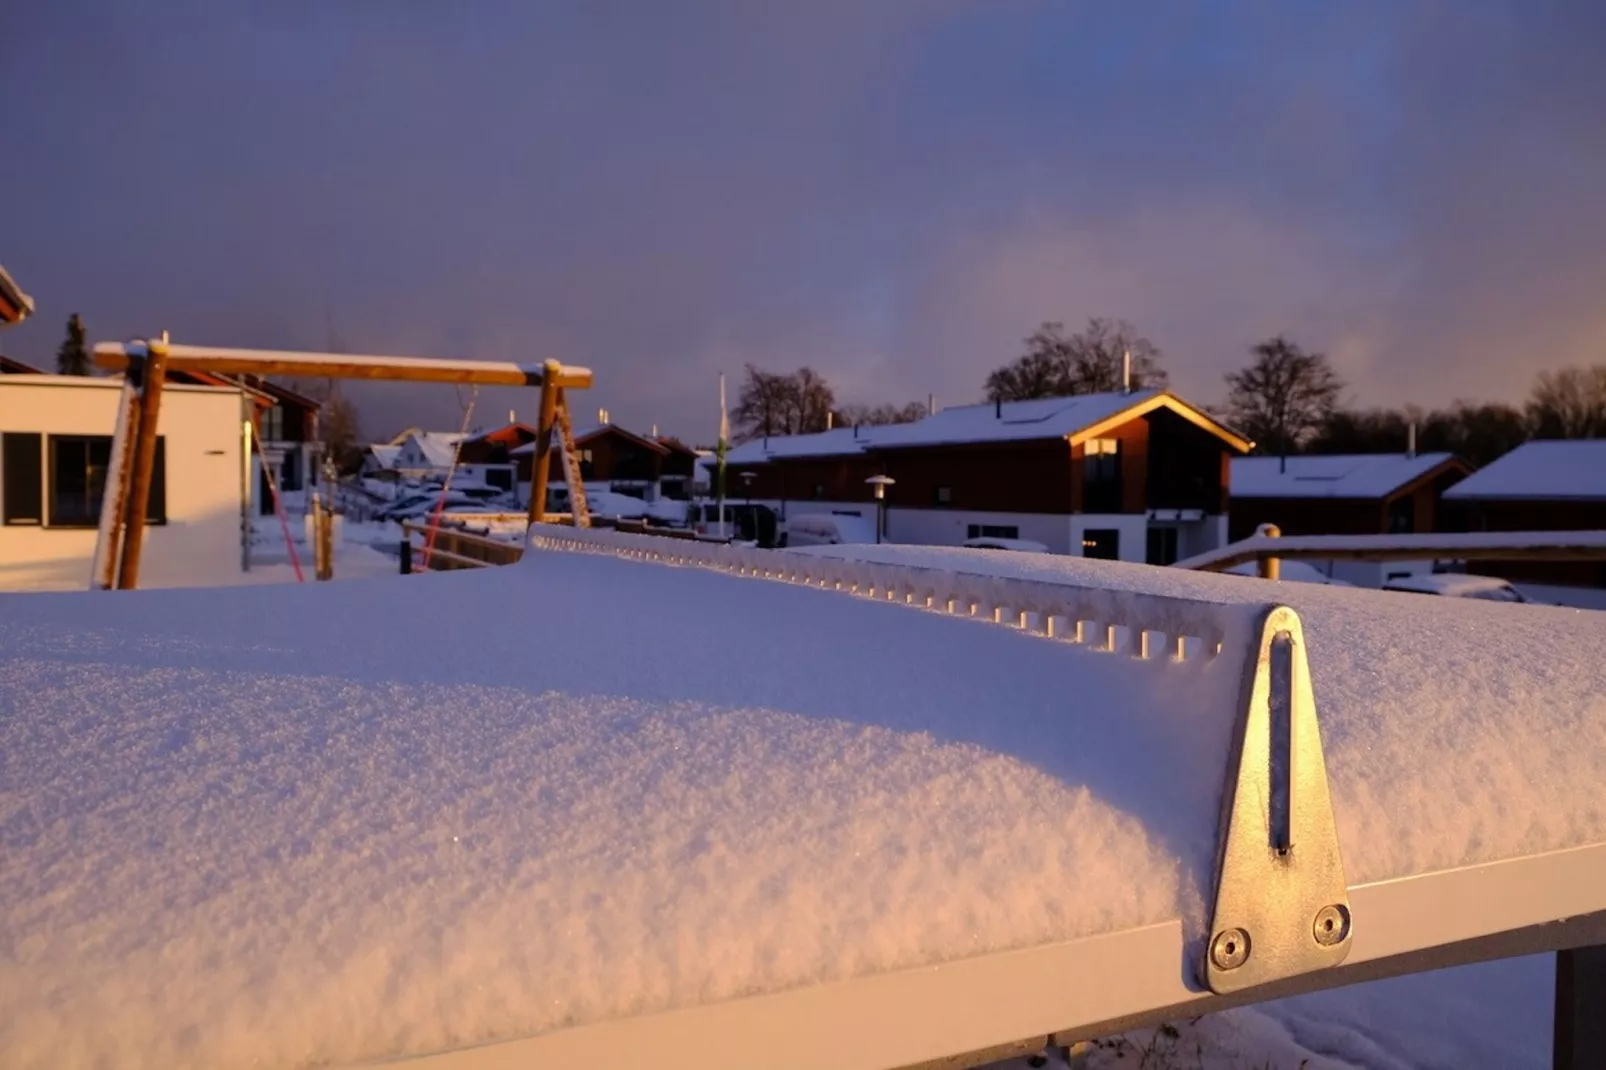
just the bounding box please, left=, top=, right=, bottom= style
left=3, top=2, right=1603, bottom=441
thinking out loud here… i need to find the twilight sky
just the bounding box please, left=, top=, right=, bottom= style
left=3, top=2, right=1604, bottom=442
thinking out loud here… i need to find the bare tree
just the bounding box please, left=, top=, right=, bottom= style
left=1527, top=363, right=1606, bottom=438
left=984, top=318, right=1167, bottom=402
left=731, top=365, right=838, bottom=440
left=1224, top=336, right=1344, bottom=456
left=835, top=401, right=928, bottom=427
left=1309, top=400, right=1530, bottom=467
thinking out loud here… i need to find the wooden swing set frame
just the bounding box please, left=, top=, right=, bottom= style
left=90, top=338, right=594, bottom=590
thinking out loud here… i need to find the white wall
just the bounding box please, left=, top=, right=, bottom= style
left=1068, top=514, right=1151, bottom=563
left=0, top=376, right=246, bottom=591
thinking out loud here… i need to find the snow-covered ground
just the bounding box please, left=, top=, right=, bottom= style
left=2, top=538, right=1601, bottom=1068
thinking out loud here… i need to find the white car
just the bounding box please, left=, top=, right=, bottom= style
left=781, top=513, right=878, bottom=547
left=1382, top=573, right=1529, bottom=603
left=961, top=537, right=1050, bottom=553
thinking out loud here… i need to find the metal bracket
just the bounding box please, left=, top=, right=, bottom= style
left=1200, top=604, right=1352, bottom=994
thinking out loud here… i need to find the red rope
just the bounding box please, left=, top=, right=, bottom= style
left=250, top=410, right=304, bottom=583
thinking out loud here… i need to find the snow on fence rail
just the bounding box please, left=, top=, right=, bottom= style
left=1177, top=528, right=1606, bottom=573
left=529, top=523, right=1256, bottom=664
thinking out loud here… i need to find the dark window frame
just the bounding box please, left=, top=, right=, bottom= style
left=1146, top=526, right=1180, bottom=566
left=46, top=434, right=166, bottom=529
left=1082, top=527, right=1120, bottom=560
left=934, top=485, right=953, bottom=506
left=2, top=431, right=44, bottom=525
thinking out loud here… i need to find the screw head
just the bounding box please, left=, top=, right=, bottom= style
left=1313, top=904, right=1351, bottom=947
left=1210, top=927, right=1251, bottom=970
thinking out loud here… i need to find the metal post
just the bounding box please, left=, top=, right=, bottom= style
left=1555, top=946, right=1606, bottom=1070
left=1256, top=522, right=1281, bottom=581
left=526, top=361, right=561, bottom=526
left=116, top=336, right=171, bottom=590
left=399, top=537, right=413, bottom=575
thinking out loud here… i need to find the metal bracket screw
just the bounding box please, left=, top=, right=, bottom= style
left=1313, top=904, right=1351, bottom=947
left=1211, top=928, right=1251, bottom=970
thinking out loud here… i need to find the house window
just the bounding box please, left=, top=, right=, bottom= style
left=1083, top=438, right=1122, bottom=513
left=1082, top=528, right=1120, bottom=560
left=48, top=435, right=165, bottom=528
left=485, top=468, right=514, bottom=491
left=1387, top=497, right=1414, bottom=534
left=934, top=485, right=953, bottom=506
left=260, top=404, right=284, bottom=443
left=1146, top=526, right=1179, bottom=566
left=2, top=432, right=43, bottom=524
left=967, top=524, right=1020, bottom=540
left=579, top=448, right=594, bottom=482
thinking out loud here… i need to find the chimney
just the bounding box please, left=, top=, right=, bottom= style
left=1407, top=421, right=1417, bottom=459
left=1122, top=349, right=1132, bottom=394
left=928, top=393, right=937, bottom=416
left=651, top=423, right=659, bottom=437
left=598, top=407, right=609, bottom=425
left=508, top=409, right=516, bottom=425
left=826, top=411, right=835, bottom=430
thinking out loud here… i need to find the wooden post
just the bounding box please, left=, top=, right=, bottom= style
left=91, top=378, right=144, bottom=590
left=115, top=338, right=171, bottom=590
left=312, top=493, right=334, bottom=581
left=526, top=360, right=561, bottom=526
left=1256, top=523, right=1281, bottom=582
left=1555, top=946, right=1606, bottom=1070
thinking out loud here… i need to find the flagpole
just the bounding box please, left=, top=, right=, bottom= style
left=717, top=372, right=728, bottom=539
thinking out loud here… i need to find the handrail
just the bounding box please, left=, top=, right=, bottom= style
left=1177, top=528, right=1606, bottom=573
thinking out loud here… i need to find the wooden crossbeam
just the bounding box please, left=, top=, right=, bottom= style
left=93, top=342, right=593, bottom=389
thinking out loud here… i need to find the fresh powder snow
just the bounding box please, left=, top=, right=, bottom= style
left=3, top=539, right=1603, bottom=1068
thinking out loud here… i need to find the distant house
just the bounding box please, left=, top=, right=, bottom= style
left=1228, top=452, right=1470, bottom=585
left=0, top=262, right=33, bottom=326
left=508, top=419, right=690, bottom=504
left=391, top=431, right=468, bottom=479
left=366, top=428, right=517, bottom=492
left=723, top=390, right=1251, bottom=562
left=455, top=422, right=539, bottom=492
left=0, top=374, right=250, bottom=590
left=1441, top=439, right=1606, bottom=594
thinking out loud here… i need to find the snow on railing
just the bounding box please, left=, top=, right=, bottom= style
left=528, top=524, right=1262, bottom=665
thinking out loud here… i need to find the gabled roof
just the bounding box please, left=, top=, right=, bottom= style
left=1231, top=453, right=1465, bottom=500
left=0, top=354, right=45, bottom=374
left=167, top=369, right=276, bottom=408
left=467, top=422, right=540, bottom=446
left=724, top=390, right=1253, bottom=463
left=1443, top=440, right=1606, bottom=501
left=655, top=435, right=699, bottom=457
left=0, top=262, right=34, bottom=325
left=366, top=444, right=403, bottom=468
left=395, top=431, right=469, bottom=469
left=507, top=422, right=670, bottom=457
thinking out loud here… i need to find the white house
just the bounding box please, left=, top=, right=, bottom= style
left=0, top=374, right=250, bottom=591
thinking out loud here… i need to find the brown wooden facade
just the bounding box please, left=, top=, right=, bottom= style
left=1228, top=459, right=1469, bottom=542
left=1442, top=497, right=1606, bottom=588
left=728, top=406, right=1238, bottom=517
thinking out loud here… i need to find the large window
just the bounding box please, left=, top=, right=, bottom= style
left=48, top=435, right=165, bottom=528
left=3, top=432, right=43, bottom=524
left=259, top=404, right=285, bottom=443
left=1083, top=438, right=1122, bottom=513
left=1387, top=496, right=1415, bottom=534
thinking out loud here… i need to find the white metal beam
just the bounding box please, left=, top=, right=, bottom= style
left=361, top=843, right=1606, bottom=1070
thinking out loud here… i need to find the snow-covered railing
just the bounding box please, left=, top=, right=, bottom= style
left=529, top=523, right=1255, bottom=664
left=1177, top=528, right=1606, bottom=573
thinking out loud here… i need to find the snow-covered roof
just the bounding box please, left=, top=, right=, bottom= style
left=0, top=261, right=34, bottom=324
left=366, top=444, right=403, bottom=468
left=5, top=541, right=1604, bottom=1065
left=1442, top=439, right=1606, bottom=501
left=725, top=391, right=1249, bottom=463
left=1231, top=453, right=1460, bottom=499
left=401, top=431, right=469, bottom=469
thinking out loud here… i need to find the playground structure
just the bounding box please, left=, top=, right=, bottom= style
left=89, top=338, right=594, bottom=589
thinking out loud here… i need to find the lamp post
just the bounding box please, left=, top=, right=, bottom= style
left=865, top=474, right=895, bottom=544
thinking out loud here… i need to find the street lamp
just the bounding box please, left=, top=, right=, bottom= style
left=865, top=474, right=895, bottom=544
